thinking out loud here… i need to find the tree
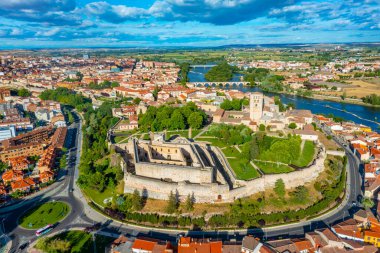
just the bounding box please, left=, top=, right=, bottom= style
left=220, top=99, right=232, bottom=110
left=111, top=81, right=120, bottom=88
left=288, top=123, right=297, bottom=129
left=362, top=197, right=375, bottom=209
left=179, top=62, right=190, bottom=85
left=274, top=179, right=285, bottom=198
left=49, top=239, right=72, bottom=251
left=341, top=91, right=347, bottom=100
left=138, top=103, right=205, bottom=132
left=188, top=112, right=203, bottom=129
left=362, top=94, right=380, bottom=106
left=132, top=189, right=143, bottom=211
left=274, top=96, right=286, bottom=112
left=166, top=191, right=178, bottom=213
left=185, top=193, right=194, bottom=211
left=76, top=71, right=84, bottom=81
left=205, top=61, right=236, bottom=82
left=88, top=172, right=106, bottom=192
left=170, top=110, right=185, bottom=130
left=0, top=161, right=8, bottom=173
left=259, top=124, right=266, bottom=132
left=231, top=99, right=242, bottom=110
left=17, top=88, right=31, bottom=97
left=290, top=186, right=308, bottom=204
left=286, top=102, right=295, bottom=110
left=133, top=97, right=142, bottom=105
left=152, top=85, right=160, bottom=101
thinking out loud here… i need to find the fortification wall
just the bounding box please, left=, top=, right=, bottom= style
left=225, top=148, right=327, bottom=200
left=124, top=174, right=229, bottom=202
left=135, top=162, right=213, bottom=184
left=122, top=138, right=329, bottom=203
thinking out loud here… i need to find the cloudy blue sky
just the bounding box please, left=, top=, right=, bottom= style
left=0, top=0, right=379, bottom=48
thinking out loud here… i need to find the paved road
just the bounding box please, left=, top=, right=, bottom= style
left=0, top=113, right=96, bottom=252
left=1, top=115, right=363, bottom=252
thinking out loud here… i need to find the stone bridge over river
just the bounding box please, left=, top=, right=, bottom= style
left=188, top=81, right=251, bottom=87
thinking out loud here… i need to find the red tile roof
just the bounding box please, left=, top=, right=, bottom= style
left=178, top=238, right=222, bottom=253
left=11, top=177, right=35, bottom=191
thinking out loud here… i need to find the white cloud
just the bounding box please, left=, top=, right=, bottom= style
left=10, top=28, right=23, bottom=35
left=36, top=27, right=60, bottom=37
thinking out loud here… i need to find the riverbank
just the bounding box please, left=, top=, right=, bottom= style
left=218, top=85, right=380, bottom=130
left=254, top=85, right=380, bottom=109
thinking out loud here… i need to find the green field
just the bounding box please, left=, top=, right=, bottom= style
left=254, top=161, right=294, bottom=174
left=195, top=137, right=260, bottom=180
left=166, top=129, right=201, bottom=139
left=35, top=230, right=114, bottom=253
left=133, top=129, right=202, bottom=140
left=114, top=136, right=129, bottom=143
left=83, top=180, right=124, bottom=207
left=194, top=137, right=227, bottom=147
left=222, top=146, right=241, bottom=158
left=227, top=158, right=259, bottom=180
left=293, top=141, right=316, bottom=167
left=19, top=201, right=70, bottom=229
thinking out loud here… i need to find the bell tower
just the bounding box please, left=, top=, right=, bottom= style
left=249, top=92, right=263, bottom=121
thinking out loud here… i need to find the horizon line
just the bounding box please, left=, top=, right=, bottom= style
left=1, top=41, right=380, bottom=51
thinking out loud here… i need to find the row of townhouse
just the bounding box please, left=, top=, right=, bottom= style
left=0, top=126, right=67, bottom=200
left=109, top=227, right=379, bottom=253
left=349, top=132, right=380, bottom=162
left=315, top=114, right=380, bottom=199
left=315, top=115, right=377, bottom=161
left=331, top=209, right=380, bottom=249
left=110, top=236, right=276, bottom=253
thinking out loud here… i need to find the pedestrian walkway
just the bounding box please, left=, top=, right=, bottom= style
left=193, top=125, right=211, bottom=139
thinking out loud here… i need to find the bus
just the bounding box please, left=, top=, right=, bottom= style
left=35, top=224, right=54, bottom=236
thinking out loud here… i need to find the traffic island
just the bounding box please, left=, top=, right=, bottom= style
left=18, top=201, right=71, bottom=229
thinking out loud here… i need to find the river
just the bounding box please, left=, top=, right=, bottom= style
left=189, top=66, right=380, bottom=131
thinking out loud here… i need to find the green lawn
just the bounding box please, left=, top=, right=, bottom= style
left=19, top=201, right=70, bottom=229
left=36, top=230, right=115, bottom=253
left=83, top=186, right=115, bottom=207
left=195, top=137, right=259, bottom=180
left=222, top=146, right=241, bottom=158
left=254, top=161, right=294, bottom=174
left=194, top=137, right=228, bottom=148
left=166, top=130, right=190, bottom=139
left=114, top=130, right=133, bottom=135
left=190, top=129, right=201, bottom=138
left=227, top=158, right=259, bottom=180
left=82, top=180, right=124, bottom=208
left=114, top=136, right=129, bottom=143
left=293, top=141, right=316, bottom=167
left=35, top=230, right=107, bottom=253
left=165, top=129, right=202, bottom=139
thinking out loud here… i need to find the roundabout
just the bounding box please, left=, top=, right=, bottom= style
left=18, top=201, right=71, bottom=230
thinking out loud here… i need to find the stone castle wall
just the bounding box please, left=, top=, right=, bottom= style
left=124, top=148, right=327, bottom=203
left=135, top=162, right=213, bottom=184
left=124, top=173, right=229, bottom=202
